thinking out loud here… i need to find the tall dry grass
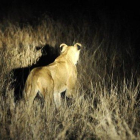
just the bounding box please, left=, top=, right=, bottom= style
left=0, top=14, right=140, bottom=140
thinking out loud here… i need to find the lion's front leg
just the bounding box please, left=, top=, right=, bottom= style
left=65, top=89, right=74, bottom=98
left=66, top=74, right=77, bottom=98
left=54, top=92, right=61, bottom=108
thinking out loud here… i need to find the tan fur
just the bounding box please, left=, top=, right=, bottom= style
left=23, top=43, right=82, bottom=108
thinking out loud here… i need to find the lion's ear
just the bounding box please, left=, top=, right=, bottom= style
left=74, top=43, right=82, bottom=50
left=60, top=43, right=68, bottom=53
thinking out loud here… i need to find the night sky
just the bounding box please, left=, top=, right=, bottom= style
left=0, top=1, right=139, bottom=19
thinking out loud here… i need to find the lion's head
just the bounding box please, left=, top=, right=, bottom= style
left=60, top=43, right=82, bottom=65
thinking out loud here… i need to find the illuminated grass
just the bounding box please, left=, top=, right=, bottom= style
left=0, top=15, right=140, bottom=140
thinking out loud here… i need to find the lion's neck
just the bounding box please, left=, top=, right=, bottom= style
left=55, top=53, right=75, bottom=65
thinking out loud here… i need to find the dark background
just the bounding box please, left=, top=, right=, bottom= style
left=0, top=1, right=140, bottom=59
left=0, top=1, right=139, bottom=20
left=0, top=1, right=140, bottom=51
left=0, top=1, right=139, bottom=54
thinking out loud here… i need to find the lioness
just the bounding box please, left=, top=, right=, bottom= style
left=23, top=43, right=82, bottom=108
